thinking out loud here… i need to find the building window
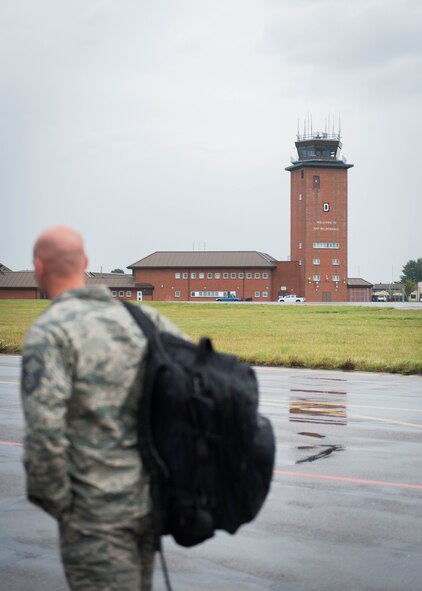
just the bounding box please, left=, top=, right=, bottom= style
left=175, top=273, right=181, bottom=279
left=323, top=202, right=330, bottom=212
left=313, top=175, right=320, bottom=189
left=301, top=170, right=304, bottom=179
left=191, top=272, right=196, bottom=279
left=262, top=291, right=268, bottom=298
left=246, top=272, right=252, bottom=279
left=313, top=242, right=339, bottom=249
left=332, top=259, right=340, bottom=265
left=183, top=272, right=188, bottom=279
left=231, top=272, right=236, bottom=279
left=299, top=259, right=302, bottom=266
left=263, top=272, right=269, bottom=279
left=223, top=273, right=229, bottom=279
left=126, top=291, right=132, bottom=297
left=238, top=272, right=244, bottom=279
left=199, top=273, right=204, bottom=279
left=111, top=291, right=117, bottom=297
left=207, top=272, right=213, bottom=279
left=119, top=291, right=124, bottom=297
left=299, top=242, right=302, bottom=249
left=175, top=291, right=181, bottom=298
left=215, top=273, right=221, bottom=279
left=332, top=275, right=340, bottom=282
left=191, top=291, right=224, bottom=298
left=255, top=272, right=260, bottom=279
left=313, top=275, right=320, bottom=282
left=254, top=291, right=260, bottom=298
left=313, top=258, right=320, bottom=265
left=299, top=193, right=302, bottom=201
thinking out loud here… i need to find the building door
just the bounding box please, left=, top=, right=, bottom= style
left=322, top=291, right=331, bottom=302
left=137, top=291, right=143, bottom=302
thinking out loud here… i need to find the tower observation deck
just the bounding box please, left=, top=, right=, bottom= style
left=287, top=131, right=353, bottom=171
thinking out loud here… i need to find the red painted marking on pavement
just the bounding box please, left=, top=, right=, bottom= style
left=0, top=441, right=22, bottom=446
left=274, top=469, right=422, bottom=490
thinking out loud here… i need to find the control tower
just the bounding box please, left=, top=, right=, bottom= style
left=285, top=128, right=353, bottom=302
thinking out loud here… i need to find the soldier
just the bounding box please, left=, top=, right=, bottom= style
left=21, top=225, right=183, bottom=590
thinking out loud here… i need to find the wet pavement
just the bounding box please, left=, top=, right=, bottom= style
left=1, top=355, right=422, bottom=590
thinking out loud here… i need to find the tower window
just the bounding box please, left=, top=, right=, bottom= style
left=323, top=203, right=330, bottom=212
left=313, top=175, right=320, bottom=189
left=313, top=242, right=339, bottom=249
left=301, top=170, right=304, bottom=179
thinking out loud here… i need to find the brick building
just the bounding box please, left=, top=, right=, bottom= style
left=286, top=131, right=353, bottom=302
left=0, top=270, right=43, bottom=299
left=128, top=252, right=300, bottom=302
left=347, top=278, right=373, bottom=302
left=0, top=270, right=152, bottom=302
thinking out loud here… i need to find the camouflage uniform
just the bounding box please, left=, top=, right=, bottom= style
left=21, top=286, right=183, bottom=590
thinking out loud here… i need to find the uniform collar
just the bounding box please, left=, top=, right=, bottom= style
left=54, top=285, right=113, bottom=304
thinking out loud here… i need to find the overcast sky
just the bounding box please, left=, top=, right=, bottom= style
left=1, top=0, right=421, bottom=283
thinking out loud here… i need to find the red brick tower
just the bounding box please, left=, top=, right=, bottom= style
left=286, top=129, right=353, bottom=302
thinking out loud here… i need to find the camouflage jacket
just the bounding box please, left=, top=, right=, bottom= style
left=21, top=286, right=184, bottom=523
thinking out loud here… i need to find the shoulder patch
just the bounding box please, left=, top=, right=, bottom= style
left=22, top=353, right=45, bottom=395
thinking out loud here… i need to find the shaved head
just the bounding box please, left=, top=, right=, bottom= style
left=33, top=226, right=88, bottom=297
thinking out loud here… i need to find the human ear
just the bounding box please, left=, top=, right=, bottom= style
left=33, top=258, right=45, bottom=284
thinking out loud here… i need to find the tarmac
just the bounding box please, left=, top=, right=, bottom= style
left=1, top=355, right=422, bottom=590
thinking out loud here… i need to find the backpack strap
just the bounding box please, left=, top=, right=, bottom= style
left=121, top=301, right=169, bottom=480
left=122, top=301, right=172, bottom=364
left=121, top=301, right=175, bottom=591
left=121, top=300, right=158, bottom=342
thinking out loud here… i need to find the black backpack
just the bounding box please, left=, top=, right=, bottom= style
left=123, top=302, right=275, bottom=551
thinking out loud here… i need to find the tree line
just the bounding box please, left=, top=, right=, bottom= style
left=401, top=258, right=422, bottom=299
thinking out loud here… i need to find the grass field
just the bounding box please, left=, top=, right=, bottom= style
left=1, top=300, right=421, bottom=374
